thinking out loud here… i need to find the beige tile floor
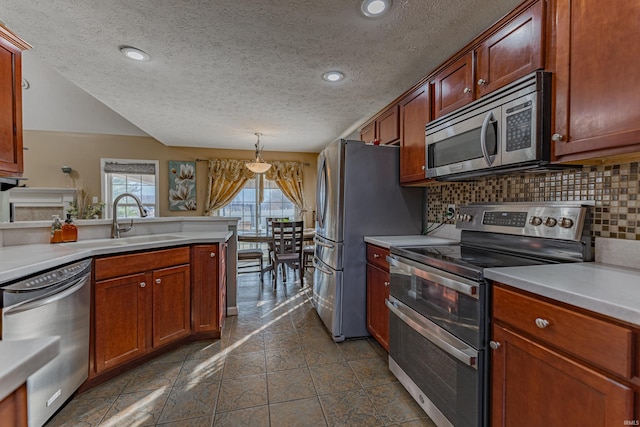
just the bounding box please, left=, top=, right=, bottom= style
left=46, top=268, right=436, bottom=426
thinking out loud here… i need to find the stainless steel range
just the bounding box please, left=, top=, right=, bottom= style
left=386, top=202, right=592, bottom=427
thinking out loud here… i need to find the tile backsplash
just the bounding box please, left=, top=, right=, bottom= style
left=427, top=162, right=639, bottom=241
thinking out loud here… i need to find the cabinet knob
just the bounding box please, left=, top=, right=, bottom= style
left=551, top=133, right=564, bottom=142
left=140, top=282, right=146, bottom=288
left=155, top=278, right=162, bottom=284
left=489, top=341, right=501, bottom=350
left=477, top=78, right=487, bottom=85
left=463, top=87, right=472, bottom=94
left=373, top=253, right=380, bottom=259
left=384, top=281, right=390, bottom=287
left=421, top=165, right=426, bottom=170
left=535, top=318, right=550, bottom=329
left=210, top=252, right=216, bottom=257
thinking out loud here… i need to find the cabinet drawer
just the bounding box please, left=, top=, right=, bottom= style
left=493, top=285, right=634, bottom=378
left=95, top=247, right=190, bottom=281
left=366, top=244, right=390, bottom=271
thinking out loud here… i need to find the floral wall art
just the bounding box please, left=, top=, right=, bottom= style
left=169, top=161, right=196, bottom=211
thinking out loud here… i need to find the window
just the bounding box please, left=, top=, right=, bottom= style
left=219, top=177, right=295, bottom=232
left=101, top=159, right=159, bottom=219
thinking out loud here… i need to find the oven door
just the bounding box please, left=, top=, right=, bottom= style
left=387, top=297, right=483, bottom=427
left=387, top=254, right=484, bottom=348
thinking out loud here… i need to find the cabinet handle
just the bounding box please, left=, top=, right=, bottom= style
left=477, top=78, right=487, bottom=85
left=210, top=252, right=216, bottom=258
left=463, top=87, right=472, bottom=94
left=535, top=318, right=550, bottom=329
left=140, top=282, right=146, bottom=288
left=489, top=341, right=501, bottom=350
left=155, top=278, right=162, bottom=284
left=373, top=253, right=380, bottom=259
left=384, top=281, right=390, bottom=287
left=551, top=133, right=564, bottom=142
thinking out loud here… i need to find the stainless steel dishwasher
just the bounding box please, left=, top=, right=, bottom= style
left=1, top=259, right=91, bottom=427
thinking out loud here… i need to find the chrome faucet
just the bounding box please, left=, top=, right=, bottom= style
left=111, top=193, right=148, bottom=238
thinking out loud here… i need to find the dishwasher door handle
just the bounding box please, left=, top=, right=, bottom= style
left=3, top=276, right=90, bottom=316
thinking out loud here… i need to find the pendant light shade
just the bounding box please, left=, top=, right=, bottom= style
left=245, top=133, right=272, bottom=174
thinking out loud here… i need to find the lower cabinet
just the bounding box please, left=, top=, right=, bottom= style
left=191, top=243, right=227, bottom=335
left=93, top=247, right=191, bottom=374
left=366, top=244, right=391, bottom=351
left=491, top=284, right=637, bottom=426
left=0, top=384, right=27, bottom=427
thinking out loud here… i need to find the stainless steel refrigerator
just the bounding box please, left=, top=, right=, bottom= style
left=313, top=139, right=423, bottom=341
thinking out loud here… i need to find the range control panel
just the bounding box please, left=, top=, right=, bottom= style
left=455, top=203, right=591, bottom=241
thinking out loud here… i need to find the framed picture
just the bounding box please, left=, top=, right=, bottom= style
left=169, top=161, right=196, bottom=211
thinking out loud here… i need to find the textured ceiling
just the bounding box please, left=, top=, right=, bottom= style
left=1, top=0, right=521, bottom=153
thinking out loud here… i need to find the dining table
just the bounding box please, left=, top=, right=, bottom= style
left=237, top=228, right=316, bottom=275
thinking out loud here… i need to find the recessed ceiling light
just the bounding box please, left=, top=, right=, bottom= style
left=322, top=71, right=345, bottom=82
left=120, top=46, right=150, bottom=61
left=361, top=0, right=392, bottom=17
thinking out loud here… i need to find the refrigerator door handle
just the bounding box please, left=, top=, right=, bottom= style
left=314, top=236, right=334, bottom=249
left=313, top=257, right=334, bottom=276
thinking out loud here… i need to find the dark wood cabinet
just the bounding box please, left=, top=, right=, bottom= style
left=366, top=244, right=391, bottom=351
left=151, top=265, right=191, bottom=347
left=0, top=25, right=30, bottom=178
left=432, top=52, right=474, bottom=120
left=95, top=272, right=148, bottom=372
left=360, top=105, right=400, bottom=145
left=552, top=0, right=640, bottom=162
left=0, top=383, right=27, bottom=427
left=475, top=0, right=544, bottom=97
left=399, top=84, right=431, bottom=184
left=491, top=284, right=637, bottom=426
left=191, top=244, right=226, bottom=336
left=93, top=247, right=190, bottom=374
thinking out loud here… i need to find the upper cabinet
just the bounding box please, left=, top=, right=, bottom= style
left=432, top=52, right=474, bottom=120
left=552, top=0, right=640, bottom=162
left=0, top=25, right=30, bottom=178
left=399, top=84, right=431, bottom=184
left=475, top=0, right=544, bottom=98
left=360, top=105, right=400, bottom=145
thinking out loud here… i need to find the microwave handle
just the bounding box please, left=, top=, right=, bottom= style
left=480, top=111, right=496, bottom=167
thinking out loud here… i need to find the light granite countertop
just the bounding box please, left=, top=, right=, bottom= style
left=485, top=262, right=640, bottom=327
left=0, top=231, right=233, bottom=285
left=0, top=337, right=60, bottom=401
left=364, top=235, right=458, bottom=249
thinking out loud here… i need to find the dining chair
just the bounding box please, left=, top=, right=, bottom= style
left=270, top=220, right=304, bottom=287
left=265, top=217, right=289, bottom=277
left=237, top=248, right=264, bottom=283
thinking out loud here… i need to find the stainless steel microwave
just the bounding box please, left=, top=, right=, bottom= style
left=426, top=71, right=553, bottom=181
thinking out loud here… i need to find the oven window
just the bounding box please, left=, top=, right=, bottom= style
left=390, top=312, right=481, bottom=427
left=390, top=269, right=482, bottom=348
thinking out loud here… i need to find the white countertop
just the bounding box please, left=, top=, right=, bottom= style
left=364, top=235, right=458, bottom=249
left=0, top=337, right=60, bottom=401
left=485, top=262, right=640, bottom=327
left=0, top=231, right=233, bottom=285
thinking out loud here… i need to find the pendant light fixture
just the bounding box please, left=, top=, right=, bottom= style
left=245, top=133, right=272, bottom=174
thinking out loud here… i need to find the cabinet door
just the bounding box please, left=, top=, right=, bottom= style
left=95, top=273, right=149, bottom=373
left=432, top=52, right=474, bottom=119
left=191, top=244, right=221, bottom=333
left=399, top=84, right=430, bottom=184
left=366, top=263, right=390, bottom=351
left=475, top=0, right=544, bottom=97
left=360, top=122, right=376, bottom=144
left=218, top=243, right=227, bottom=328
left=491, top=325, right=634, bottom=427
left=0, top=27, right=28, bottom=177
left=0, top=384, right=27, bottom=427
left=553, top=0, right=640, bottom=161
left=377, top=106, right=400, bottom=145
left=152, top=264, right=191, bottom=347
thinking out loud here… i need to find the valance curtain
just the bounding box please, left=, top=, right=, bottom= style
left=204, top=159, right=305, bottom=216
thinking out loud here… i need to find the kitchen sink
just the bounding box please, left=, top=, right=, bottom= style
left=61, top=234, right=185, bottom=249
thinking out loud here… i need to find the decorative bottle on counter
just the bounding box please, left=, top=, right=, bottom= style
left=62, top=214, right=78, bottom=242
left=50, top=215, right=63, bottom=243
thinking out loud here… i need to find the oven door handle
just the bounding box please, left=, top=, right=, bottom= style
left=389, top=255, right=479, bottom=298
left=386, top=297, right=478, bottom=369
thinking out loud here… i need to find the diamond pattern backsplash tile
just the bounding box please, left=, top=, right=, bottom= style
left=427, top=162, right=640, bottom=241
